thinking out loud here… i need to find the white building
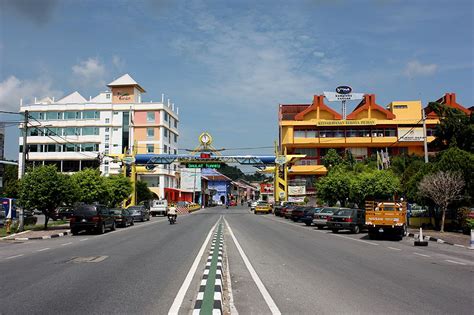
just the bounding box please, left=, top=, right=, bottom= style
left=18, top=74, right=179, bottom=199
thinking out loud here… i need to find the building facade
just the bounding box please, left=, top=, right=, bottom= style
left=18, top=74, right=179, bottom=199
left=279, top=92, right=471, bottom=195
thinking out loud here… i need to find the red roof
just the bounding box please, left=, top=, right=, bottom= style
left=294, top=95, right=342, bottom=120
left=347, top=94, right=395, bottom=120
left=425, top=93, right=471, bottom=118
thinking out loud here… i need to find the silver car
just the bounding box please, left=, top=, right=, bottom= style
left=313, top=207, right=343, bottom=229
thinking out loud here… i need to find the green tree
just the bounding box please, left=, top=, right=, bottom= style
left=104, top=175, right=132, bottom=207
left=71, top=168, right=108, bottom=204
left=316, top=166, right=351, bottom=206
left=322, top=149, right=343, bottom=169
left=219, top=164, right=245, bottom=180
left=2, top=164, right=20, bottom=198
left=429, top=102, right=474, bottom=152
left=19, top=165, right=71, bottom=229
left=136, top=180, right=154, bottom=204
left=350, top=170, right=400, bottom=206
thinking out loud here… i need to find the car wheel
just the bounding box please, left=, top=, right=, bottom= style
left=141, top=217, right=145, bottom=222
left=130, top=220, right=134, bottom=226
left=305, top=222, right=311, bottom=226
left=352, top=225, right=360, bottom=234
left=111, top=221, right=116, bottom=231
left=317, top=226, right=323, bottom=230
left=98, top=223, right=105, bottom=234
left=147, top=216, right=150, bottom=221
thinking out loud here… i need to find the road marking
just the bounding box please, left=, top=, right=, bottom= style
left=331, top=234, right=379, bottom=246
left=36, top=248, right=50, bottom=252
left=80, top=238, right=89, bottom=242
left=61, top=242, right=72, bottom=246
left=224, top=218, right=281, bottom=315
left=387, top=247, right=402, bottom=251
left=413, top=252, right=430, bottom=258
left=168, top=217, right=221, bottom=315
left=453, top=244, right=465, bottom=248
left=445, top=259, right=467, bottom=265
left=5, top=254, right=24, bottom=260
left=224, top=236, right=239, bottom=315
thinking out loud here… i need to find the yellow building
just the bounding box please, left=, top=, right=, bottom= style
left=279, top=92, right=470, bottom=194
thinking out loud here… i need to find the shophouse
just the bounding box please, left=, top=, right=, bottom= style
left=279, top=92, right=471, bottom=195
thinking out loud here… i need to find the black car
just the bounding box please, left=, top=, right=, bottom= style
left=327, top=208, right=366, bottom=234
left=70, top=204, right=116, bottom=235
left=128, top=205, right=151, bottom=222
left=50, top=207, right=74, bottom=221
left=290, top=206, right=311, bottom=222
left=301, top=207, right=321, bottom=226
left=109, top=208, right=134, bottom=227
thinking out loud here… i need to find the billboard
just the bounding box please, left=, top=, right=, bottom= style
left=260, top=183, right=274, bottom=194
left=180, top=168, right=201, bottom=192
left=288, top=186, right=306, bottom=196
left=398, top=127, right=424, bottom=142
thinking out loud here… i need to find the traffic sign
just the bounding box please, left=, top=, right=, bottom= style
left=185, top=163, right=221, bottom=169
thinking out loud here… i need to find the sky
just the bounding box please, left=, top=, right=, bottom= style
left=0, top=0, right=473, bottom=161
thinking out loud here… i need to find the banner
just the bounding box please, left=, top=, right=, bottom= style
left=398, top=127, right=424, bottom=141
left=288, top=186, right=306, bottom=196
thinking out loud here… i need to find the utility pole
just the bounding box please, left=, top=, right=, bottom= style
left=422, top=109, right=429, bottom=163
left=18, top=110, right=28, bottom=232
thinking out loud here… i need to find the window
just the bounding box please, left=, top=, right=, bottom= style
left=394, top=104, right=408, bottom=109
left=113, top=111, right=119, bottom=115
left=164, top=145, right=168, bottom=154
left=294, top=148, right=317, bottom=157
left=28, top=144, right=38, bottom=152
left=174, top=149, right=177, bottom=155
left=106, top=93, right=111, bottom=99
left=164, top=128, right=168, bottom=137
left=105, top=127, right=110, bottom=132
left=105, top=135, right=110, bottom=141
left=45, top=144, right=60, bottom=152
left=83, top=111, right=99, bottom=119
left=105, top=118, right=110, bottom=124
left=105, top=143, right=110, bottom=149
left=29, top=129, right=39, bottom=136
left=81, top=143, right=98, bottom=152
left=147, top=128, right=154, bottom=138
left=164, top=112, right=168, bottom=122
left=113, top=128, right=118, bottom=131
left=147, top=112, right=155, bottom=122
left=65, top=127, right=80, bottom=136
left=29, top=112, right=43, bottom=120
left=64, top=144, right=76, bottom=152
left=174, top=119, right=177, bottom=128
left=82, top=127, right=99, bottom=136
left=46, top=111, right=61, bottom=120
left=65, top=111, right=79, bottom=120
left=147, top=144, right=154, bottom=153
left=174, top=133, right=178, bottom=143
left=105, top=149, right=109, bottom=155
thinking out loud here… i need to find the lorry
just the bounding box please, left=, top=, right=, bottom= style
left=150, top=199, right=168, bottom=217
left=365, top=200, right=407, bottom=240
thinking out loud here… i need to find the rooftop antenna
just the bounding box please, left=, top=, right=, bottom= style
left=161, top=93, right=164, bottom=103
left=172, top=103, right=175, bottom=111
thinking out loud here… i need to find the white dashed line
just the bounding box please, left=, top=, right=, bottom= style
left=5, top=254, right=24, bottom=260
left=61, top=242, right=72, bottom=246
left=36, top=248, right=50, bottom=252
left=445, top=259, right=467, bottom=265
left=413, top=252, right=430, bottom=258
left=387, top=247, right=402, bottom=251
left=80, top=238, right=89, bottom=242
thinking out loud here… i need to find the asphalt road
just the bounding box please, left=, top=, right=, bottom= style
left=1, top=206, right=473, bottom=314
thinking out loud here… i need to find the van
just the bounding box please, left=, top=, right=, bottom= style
left=150, top=199, right=168, bottom=217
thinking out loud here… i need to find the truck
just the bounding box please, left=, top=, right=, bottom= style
left=150, top=199, right=168, bottom=217
left=365, top=200, right=407, bottom=240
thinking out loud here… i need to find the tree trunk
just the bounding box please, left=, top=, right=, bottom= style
left=440, top=205, right=447, bottom=233
left=44, top=212, right=49, bottom=230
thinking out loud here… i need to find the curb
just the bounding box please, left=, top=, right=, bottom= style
left=193, top=224, right=223, bottom=315
left=407, top=232, right=467, bottom=248
left=4, top=230, right=70, bottom=241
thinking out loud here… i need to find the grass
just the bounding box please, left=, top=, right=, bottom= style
left=0, top=220, right=69, bottom=237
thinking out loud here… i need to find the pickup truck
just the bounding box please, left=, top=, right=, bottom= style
left=365, top=201, right=407, bottom=240
left=150, top=199, right=168, bottom=217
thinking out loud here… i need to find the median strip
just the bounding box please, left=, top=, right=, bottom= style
left=193, top=223, right=224, bottom=315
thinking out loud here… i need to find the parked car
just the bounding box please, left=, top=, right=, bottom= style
left=274, top=201, right=296, bottom=217
left=328, top=208, right=366, bottom=234
left=70, top=204, right=116, bottom=235
left=109, top=208, right=134, bottom=227
left=301, top=207, right=321, bottom=226
left=281, top=204, right=298, bottom=218
left=49, top=207, right=74, bottom=221
left=313, top=207, right=343, bottom=229
left=290, top=206, right=311, bottom=222
left=128, top=205, right=151, bottom=222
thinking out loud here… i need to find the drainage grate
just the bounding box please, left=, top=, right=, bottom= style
left=68, top=256, right=108, bottom=263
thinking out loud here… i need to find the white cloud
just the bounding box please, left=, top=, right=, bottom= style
left=404, top=60, right=438, bottom=77
left=313, top=51, right=325, bottom=58
left=0, top=75, right=62, bottom=111
left=71, top=57, right=106, bottom=88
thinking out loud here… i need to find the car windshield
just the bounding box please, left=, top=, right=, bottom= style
left=110, top=209, right=122, bottom=215
left=334, top=209, right=355, bottom=216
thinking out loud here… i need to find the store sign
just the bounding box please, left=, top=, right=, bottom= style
left=398, top=127, right=424, bottom=142
left=336, top=86, right=352, bottom=94
left=288, top=186, right=306, bottom=196
left=324, top=91, right=364, bottom=102
left=260, top=183, right=274, bottom=194
left=316, top=120, right=376, bottom=126
left=288, top=196, right=305, bottom=203
left=185, top=163, right=221, bottom=169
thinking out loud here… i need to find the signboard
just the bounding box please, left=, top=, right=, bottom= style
left=398, top=127, right=424, bottom=142
left=324, top=91, right=364, bottom=102
left=123, top=156, right=135, bottom=165
left=180, top=168, right=201, bottom=192
left=279, top=192, right=285, bottom=199
left=316, top=120, right=376, bottom=126
left=185, top=163, right=221, bottom=169
left=288, top=196, right=305, bottom=203
left=288, top=186, right=306, bottom=196
left=260, top=183, right=274, bottom=194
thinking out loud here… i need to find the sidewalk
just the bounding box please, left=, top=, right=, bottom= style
left=407, top=227, right=471, bottom=247
left=2, top=224, right=70, bottom=241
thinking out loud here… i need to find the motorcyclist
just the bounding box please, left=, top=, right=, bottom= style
left=167, top=205, right=177, bottom=223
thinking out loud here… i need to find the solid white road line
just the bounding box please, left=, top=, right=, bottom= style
left=61, top=242, right=72, bottom=246
left=224, top=235, right=239, bottom=315
left=413, top=252, right=430, bottom=258
left=224, top=218, right=281, bottom=315
left=331, top=234, right=379, bottom=246
left=387, top=247, right=402, bottom=251
left=445, top=259, right=467, bottom=266
left=36, top=248, right=50, bottom=252
left=168, top=216, right=221, bottom=315
left=5, top=254, right=24, bottom=260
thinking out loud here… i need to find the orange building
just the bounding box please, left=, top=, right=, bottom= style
left=279, top=92, right=471, bottom=194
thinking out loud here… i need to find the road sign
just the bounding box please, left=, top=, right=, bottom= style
left=185, top=163, right=221, bottom=169
left=279, top=192, right=285, bottom=199
left=323, top=91, right=364, bottom=102
left=123, top=156, right=135, bottom=165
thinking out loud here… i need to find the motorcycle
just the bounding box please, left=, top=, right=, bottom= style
left=168, top=214, right=176, bottom=224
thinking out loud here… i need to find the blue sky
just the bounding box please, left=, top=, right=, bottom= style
left=1, top=0, right=473, bottom=161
